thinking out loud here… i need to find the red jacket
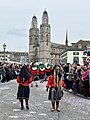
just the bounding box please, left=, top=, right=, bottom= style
left=46, top=75, right=56, bottom=88
left=17, top=76, right=32, bottom=86
left=45, top=68, right=51, bottom=73
left=39, top=70, right=46, bottom=75
left=46, top=75, right=65, bottom=88
left=30, top=69, right=39, bottom=76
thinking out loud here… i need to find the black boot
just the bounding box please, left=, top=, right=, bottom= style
left=51, top=101, right=55, bottom=112
left=25, top=99, right=29, bottom=110
left=26, top=106, right=29, bottom=110
left=20, top=99, right=24, bottom=110
left=56, top=101, right=60, bottom=112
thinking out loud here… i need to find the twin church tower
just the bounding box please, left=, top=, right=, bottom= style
left=29, top=10, right=68, bottom=64
left=29, top=10, right=51, bottom=63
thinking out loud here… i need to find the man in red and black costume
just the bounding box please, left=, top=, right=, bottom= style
left=29, top=62, right=39, bottom=87
left=45, top=63, right=52, bottom=77
left=38, top=63, right=46, bottom=80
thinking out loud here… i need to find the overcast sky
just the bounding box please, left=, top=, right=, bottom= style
left=0, top=0, right=90, bottom=52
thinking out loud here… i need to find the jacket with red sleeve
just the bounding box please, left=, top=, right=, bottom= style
left=39, top=69, right=46, bottom=75
left=17, top=76, right=32, bottom=86
left=46, top=75, right=55, bottom=88
left=30, top=69, right=39, bottom=76
left=45, top=68, right=52, bottom=73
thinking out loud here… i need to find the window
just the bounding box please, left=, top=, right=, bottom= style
left=73, top=57, right=79, bottom=64
left=35, top=38, right=38, bottom=44
left=51, top=60, right=53, bottom=64
left=42, top=28, right=43, bottom=31
left=35, top=48, right=37, bottom=56
left=41, top=35, right=43, bottom=41
left=87, top=44, right=90, bottom=49
left=47, top=28, right=48, bottom=31
left=59, top=50, right=61, bottom=53
left=53, top=49, right=55, bottom=53
left=30, top=38, right=32, bottom=44
left=73, top=52, right=79, bottom=55
left=78, top=44, right=82, bottom=49
left=46, top=35, right=48, bottom=45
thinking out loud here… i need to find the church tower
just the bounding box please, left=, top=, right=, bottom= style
left=39, top=10, right=51, bottom=63
left=29, top=15, right=39, bottom=62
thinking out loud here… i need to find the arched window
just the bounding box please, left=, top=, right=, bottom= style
left=35, top=38, right=38, bottom=44
left=73, top=57, right=79, bottom=64
left=30, top=38, right=32, bottom=44
left=41, top=35, right=43, bottom=41
left=35, top=48, right=37, bottom=55
left=46, top=35, right=48, bottom=45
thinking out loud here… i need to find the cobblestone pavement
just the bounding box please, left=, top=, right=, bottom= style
left=0, top=80, right=90, bottom=120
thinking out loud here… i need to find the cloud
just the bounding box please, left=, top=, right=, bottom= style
left=7, top=28, right=27, bottom=37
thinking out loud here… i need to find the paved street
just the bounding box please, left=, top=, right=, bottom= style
left=0, top=80, right=90, bottom=120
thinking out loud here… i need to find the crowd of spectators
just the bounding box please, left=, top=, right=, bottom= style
left=0, top=61, right=90, bottom=97
left=61, top=63, right=90, bottom=97
left=0, top=62, right=21, bottom=83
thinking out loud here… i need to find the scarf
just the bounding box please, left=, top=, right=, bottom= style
left=54, top=71, right=62, bottom=90
left=19, top=65, right=31, bottom=84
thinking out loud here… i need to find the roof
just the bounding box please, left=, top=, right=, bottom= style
left=60, top=47, right=85, bottom=55
left=51, top=42, right=71, bottom=49
left=43, top=10, right=48, bottom=15
left=32, top=15, right=37, bottom=19
left=72, top=39, right=90, bottom=46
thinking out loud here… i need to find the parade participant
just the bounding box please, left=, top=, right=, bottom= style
left=38, top=63, right=46, bottom=80
left=17, top=65, right=32, bottom=110
left=29, top=62, right=39, bottom=87
left=46, top=65, right=63, bottom=112
left=45, top=63, right=52, bottom=77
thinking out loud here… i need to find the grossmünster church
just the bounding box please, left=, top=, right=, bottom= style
left=29, top=10, right=69, bottom=65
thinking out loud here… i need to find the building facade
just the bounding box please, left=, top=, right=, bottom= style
left=60, top=40, right=90, bottom=65
left=0, top=51, right=29, bottom=64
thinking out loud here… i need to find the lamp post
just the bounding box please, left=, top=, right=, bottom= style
left=3, top=43, right=6, bottom=63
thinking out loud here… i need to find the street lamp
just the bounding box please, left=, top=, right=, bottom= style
left=3, top=43, right=6, bottom=63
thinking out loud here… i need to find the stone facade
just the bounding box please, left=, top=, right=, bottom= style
left=29, top=10, right=68, bottom=65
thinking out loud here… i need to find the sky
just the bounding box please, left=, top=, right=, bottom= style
left=0, top=0, right=90, bottom=52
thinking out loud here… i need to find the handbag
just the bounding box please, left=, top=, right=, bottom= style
left=60, top=90, right=64, bottom=97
